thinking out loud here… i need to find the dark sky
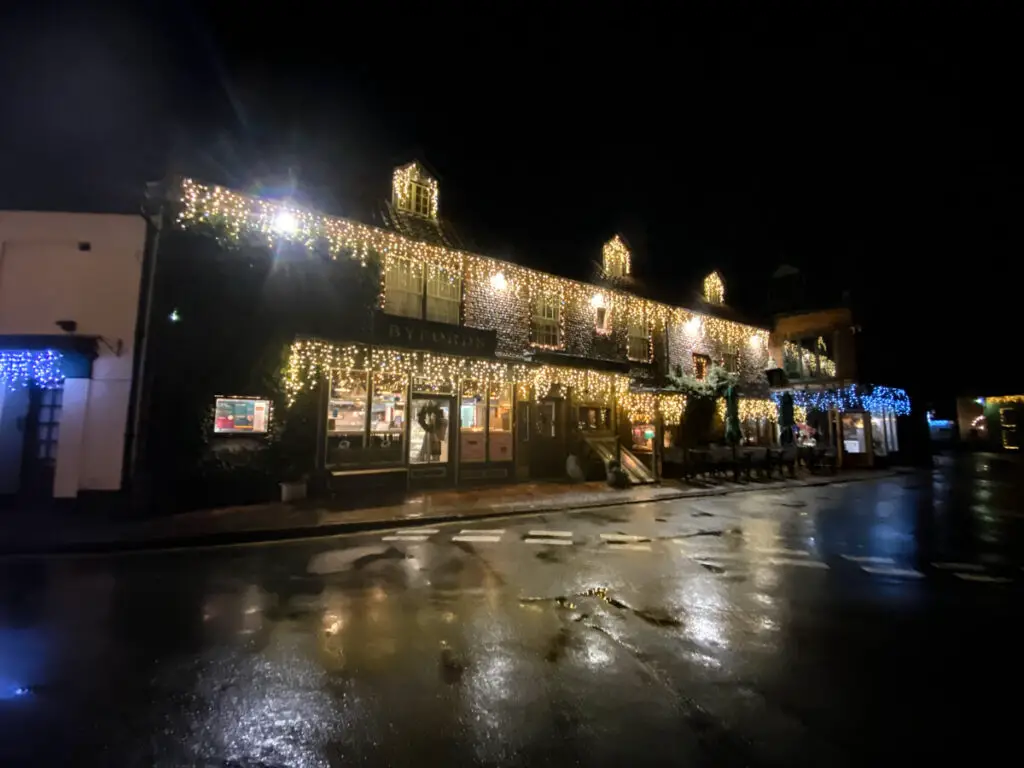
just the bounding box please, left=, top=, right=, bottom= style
left=2, top=1, right=1021, bottom=401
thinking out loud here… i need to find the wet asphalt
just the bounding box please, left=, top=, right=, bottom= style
left=2, top=454, right=1023, bottom=767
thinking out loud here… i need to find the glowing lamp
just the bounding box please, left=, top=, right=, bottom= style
left=490, top=272, right=508, bottom=291
left=685, top=316, right=701, bottom=335
left=748, top=334, right=763, bottom=350
left=273, top=210, right=298, bottom=235
left=590, top=293, right=606, bottom=308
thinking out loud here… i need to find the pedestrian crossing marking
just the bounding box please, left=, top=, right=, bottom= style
left=842, top=555, right=896, bottom=565
left=382, top=535, right=429, bottom=542
left=768, top=558, right=829, bottom=569
left=461, top=529, right=505, bottom=535
left=860, top=566, right=924, bottom=578
left=954, top=573, right=1012, bottom=583
left=605, top=543, right=653, bottom=552
left=524, top=538, right=574, bottom=546
left=452, top=535, right=502, bottom=543
left=528, top=530, right=573, bottom=537
left=931, top=562, right=984, bottom=571
left=600, top=533, right=649, bottom=543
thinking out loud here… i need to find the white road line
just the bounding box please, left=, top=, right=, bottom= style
left=931, top=562, right=985, bottom=571
left=689, top=552, right=747, bottom=561
left=600, top=533, right=649, bottom=543
left=528, top=530, right=573, bottom=537
left=405, top=528, right=440, bottom=534
left=382, top=535, right=429, bottom=542
left=768, top=558, right=828, bottom=569
left=751, top=548, right=810, bottom=557
left=452, top=535, right=502, bottom=543
left=954, top=573, right=1013, bottom=584
left=460, top=529, right=505, bottom=535
left=860, top=566, right=924, bottom=578
left=524, top=538, right=574, bottom=546
left=842, top=555, right=896, bottom=565
left=605, top=543, right=653, bottom=552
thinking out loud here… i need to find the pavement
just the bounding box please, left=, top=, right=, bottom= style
left=2, top=468, right=898, bottom=555
left=1, top=453, right=1022, bottom=766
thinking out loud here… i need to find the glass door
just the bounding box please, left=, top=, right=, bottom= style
left=409, top=396, right=452, bottom=465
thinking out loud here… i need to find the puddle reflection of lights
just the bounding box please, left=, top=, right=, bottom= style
left=323, top=613, right=344, bottom=636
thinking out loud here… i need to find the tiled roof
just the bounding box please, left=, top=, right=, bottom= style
left=378, top=200, right=464, bottom=250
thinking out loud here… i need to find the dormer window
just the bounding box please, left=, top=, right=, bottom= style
left=602, top=235, right=631, bottom=278
left=412, top=182, right=431, bottom=216
left=392, top=161, right=439, bottom=220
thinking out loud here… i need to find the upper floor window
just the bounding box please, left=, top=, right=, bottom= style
left=384, top=259, right=462, bottom=325
left=722, top=351, right=739, bottom=373
left=628, top=318, right=649, bottom=361
left=384, top=258, right=424, bottom=319
left=532, top=295, right=561, bottom=348
left=412, top=182, right=432, bottom=217
left=602, top=235, right=631, bottom=278
left=426, top=269, right=462, bottom=325
left=693, top=353, right=710, bottom=381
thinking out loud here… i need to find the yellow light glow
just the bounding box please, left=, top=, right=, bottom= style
left=490, top=271, right=508, bottom=291
left=602, top=235, right=631, bottom=277
left=703, top=271, right=725, bottom=304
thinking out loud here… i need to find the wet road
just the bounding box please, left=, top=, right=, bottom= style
left=2, top=455, right=1023, bottom=766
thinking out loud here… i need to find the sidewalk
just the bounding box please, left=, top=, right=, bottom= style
left=0, top=469, right=905, bottom=556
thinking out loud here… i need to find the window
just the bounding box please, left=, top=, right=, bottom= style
left=410, top=397, right=451, bottom=464
left=327, top=371, right=369, bottom=466
left=722, top=352, right=738, bottom=373
left=459, top=380, right=486, bottom=463
left=532, top=295, right=561, bottom=347
left=36, top=388, right=62, bottom=462
left=426, top=269, right=461, bottom=325
left=488, top=384, right=513, bottom=461
left=595, top=306, right=611, bottom=335
left=384, top=258, right=424, bottom=319
left=576, top=406, right=611, bottom=431
left=412, top=182, right=431, bottom=216
left=693, top=353, right=710, bottom=381
left=368, top=373, right=405, bottom=463
left=628, top=319, right=648, bottom=361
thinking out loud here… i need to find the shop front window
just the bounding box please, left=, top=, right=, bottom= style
left=576, top=405, right=611, bottom=431
left=368, top=373, right=405, bottom=464
left=459, top=380, right=486, bottom=463
left=871, top=412, right=888, bottom=457
left=631, top=423, right=655, bottom=453
left=327, top=371, right=369, bottom=466
left=488, top=384, right=513, bottom=461
left=841, top=412, right=867, bottom=454
left=410, top=397, right=450, bottom=464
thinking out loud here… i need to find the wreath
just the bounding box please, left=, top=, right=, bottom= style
left=417, top=402, right=447, bottom=435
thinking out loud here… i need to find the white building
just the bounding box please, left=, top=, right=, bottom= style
left=0, top=212, right=146, bottom=500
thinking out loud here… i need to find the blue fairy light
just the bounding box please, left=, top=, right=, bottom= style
left=0, top=349, right=65, bottom=390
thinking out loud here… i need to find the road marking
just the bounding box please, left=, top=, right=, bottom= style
left=605, top=543, right=653, bottom=552
left=842, top=555, right=896, bottom=565
left=528, top=530, right=573, bottom=537
left=751, top=547, right=810, bottom=557
left=452, top=535, right=502, bottom=543
left=860, top=566, right=924, bottom=578
left=524, top=537, right=574, bottom=546
left=931, top=562, right=985, bottom=571
left=406, top=528, right=439, bottom=534
left=689, top=552, right=746, bottom=561
left=461, top=529, right=505, bottom=535
left=600, top=533, right=649, bottom=543
left=954, top=573, right=1013, bottom=583
left=768, top=558, right=829, bottom=569
left=382, top=535, right=429, bottom=542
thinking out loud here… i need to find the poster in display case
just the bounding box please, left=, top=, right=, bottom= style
left=214, top=397, right=271, bottom=434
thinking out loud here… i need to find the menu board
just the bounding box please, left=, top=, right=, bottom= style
left=214, top=397, right=271, bottom=434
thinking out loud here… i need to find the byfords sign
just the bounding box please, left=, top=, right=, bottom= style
left=373, top=312, right=497, bottom=357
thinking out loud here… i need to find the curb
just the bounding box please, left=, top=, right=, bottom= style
left=0, top=470, right=907, bottom=558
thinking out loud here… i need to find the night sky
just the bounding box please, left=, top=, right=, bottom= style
left=1, top=2, right=1020, bottom=405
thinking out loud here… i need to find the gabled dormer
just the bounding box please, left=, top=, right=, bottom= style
left=392, top=161, right=438, bottom=220
left=602, top=235, right=631, bottom=279
left=702, top=270, right=725, bottom=305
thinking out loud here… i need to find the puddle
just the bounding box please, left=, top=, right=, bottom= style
left=439, top=645, right=466, bottom=684
left=545, top=627, right=572, bottom=663
left=352, top=547, right=407, bottom=570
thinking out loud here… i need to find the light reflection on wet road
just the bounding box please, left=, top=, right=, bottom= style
left=2, top=456, right=1023, bottom=766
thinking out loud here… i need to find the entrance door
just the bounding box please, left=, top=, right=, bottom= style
left=408, top=395, right=453, bottom=484
left=520, top=399, right=563, bottom=479
left=20, top=387, right=62, bottom=499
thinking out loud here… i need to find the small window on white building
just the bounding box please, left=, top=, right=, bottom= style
left=426, top=268, right=461, bottom=325
left=532, top=295, right=561, bottom=347
left=412, top=182, right=431, bottom=217
left=628, top=319, right=649, bottom=361
left=384, top=258, right=424, bottom=319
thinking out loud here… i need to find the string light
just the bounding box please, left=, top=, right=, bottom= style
left=392, top=162, right=439, bottom=219
left=602, top=235, right=631, bottom=277
left=715, top=397, right=778, bottom=422
left=772, top=385, right=910, bottom=416
left=703, top=271, right=725, bottom=304
left=0, top=349, right=65, bottom=390
left=178, top=177, right=802, bottom=381
left=987, top=395, right=1024, bottom=405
